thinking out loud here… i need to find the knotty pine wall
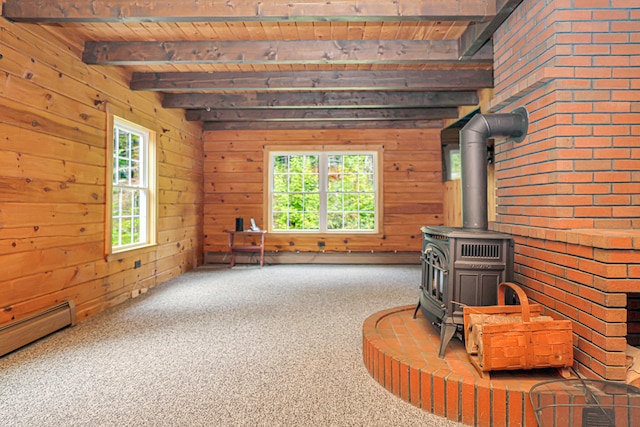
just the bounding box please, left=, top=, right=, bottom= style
left=0, top=18, right=204, bottom=324
left=203, top=129, right=443, bottom=256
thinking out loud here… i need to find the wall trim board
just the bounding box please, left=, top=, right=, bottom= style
left=204, top=251, right=420, bottom=265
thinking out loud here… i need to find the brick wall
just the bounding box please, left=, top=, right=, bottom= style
left=491, top=0, right=640, bottom=380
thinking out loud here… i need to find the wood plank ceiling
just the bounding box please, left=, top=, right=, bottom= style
left=2, top=1, right=522, bottom=130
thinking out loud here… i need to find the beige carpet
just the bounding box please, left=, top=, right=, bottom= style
left=0, top=264, right=463, bottom=427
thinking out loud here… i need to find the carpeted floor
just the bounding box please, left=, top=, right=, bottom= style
left=0, top=265, right=463, bottom=426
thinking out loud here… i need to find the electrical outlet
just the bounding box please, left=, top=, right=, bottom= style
left=317, top=241, right=325, bottom=248
left=134, top=260, right=141, bottom=269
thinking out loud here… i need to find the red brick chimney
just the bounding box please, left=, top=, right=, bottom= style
left=490, top=0, right=640, bottom=381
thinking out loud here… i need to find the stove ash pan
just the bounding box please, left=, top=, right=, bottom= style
left=415, top=226, right=514, bottom=358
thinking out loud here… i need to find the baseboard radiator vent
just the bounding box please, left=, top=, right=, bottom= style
left=0, top=301, right=76, bottom=357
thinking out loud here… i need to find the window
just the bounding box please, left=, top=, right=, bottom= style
left=268, top=148, right=380, bottom=233
left=109, top=117, right=156, bottom=253
left=442, top=144, right=461, bottom=181
left=449, top=149, right=461, bottom=180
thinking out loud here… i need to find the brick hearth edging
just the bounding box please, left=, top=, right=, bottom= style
left=362, top=305, right=564, bottom=427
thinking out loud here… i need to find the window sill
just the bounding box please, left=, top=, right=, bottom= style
left=267, top=230, right=384, bottom=238
left=106, top=242, right=157, bottom=262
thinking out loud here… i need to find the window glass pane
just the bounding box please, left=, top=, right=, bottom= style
left=112, top=218, right=121, bottom=246
left=344, top=212, right=359, bottom=229
left=117, top=158, right=129, bottom=185
left=290, top=194, right=303, bottom=213
left=359, top=193, right=375, bottom=211
left=359, top=174, right=375, bottom=192
left=450, top=150, right=461, bottom=180
left=131, top=217, right=140, bottom=242
left=130, top=159, right=140, bottom=186
left=359, top=212, right=375, bottom=230
left=272, top=212, right=289, bottom=230
left=344, top=194, right=358, bottom=212
left=272, top=194, right=289, bottom=213
left=304, top=193, right=320, bottom=215
left=120, top=190, right=133, bottom=216
left=327, top=212, right=343, bottom=230
left=343, top=173, right=357, bottom=192
left=121, top=218, right=133, bottom=245
left=132, top=190, right=141, bottom=215
left=303, top=212, right=319, bottom=230
left=289, top=155, right=304, bottom=173
left=273, top=174, right=288, bottom=192
left=289, top=212, right=303, bottom=230
left=328, top=155, right=342, bottom=173
left=273, top=155, right=289, bottom=173
left=131, top=134, right=140, bottom=161
left=357, top=155, right=368, bottom=173
left=327, top=173, right=342, bottom=192
left=118, top=131, right=130, bottom=157
left=344, top=155, right=359, bottom=173
left=327, top=193, right=343, bottom=211
left=289, top=173, right=303, bottom=192
left=112, top=188, right=121, bottom=217
left=304, top=155, right=318, bottom=173
left=304, top=173, right=319, bottom=192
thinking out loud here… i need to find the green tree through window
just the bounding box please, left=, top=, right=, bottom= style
left=111, top=118, right=153, bottom=250
left=270, top=151, right=378, bottom=232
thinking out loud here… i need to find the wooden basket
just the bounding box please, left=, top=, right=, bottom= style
left=463, top=282, right=573, bottom=372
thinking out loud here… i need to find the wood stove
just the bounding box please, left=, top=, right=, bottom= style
left=414, top=107, right=528, bottom=358
left=416, top=225, right=513, bottom=357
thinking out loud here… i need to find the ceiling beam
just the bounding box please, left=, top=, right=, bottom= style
left=186, top=108, right=459, bottom=122
left=458, top=0, right=524, bottom=59
left=3, top=1, right=496, bottom=23
left=162, top=91, right=480, bottom=109
left=203, top=120, right=445, bottom=131
left=130, top=70, right=493, bottom=92
left=84, top=40, right=493, bottom=66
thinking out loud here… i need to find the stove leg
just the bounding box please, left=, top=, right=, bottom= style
left=438, top=318, right=457, bottom=359
left=412, top=300, right=421, bottom=319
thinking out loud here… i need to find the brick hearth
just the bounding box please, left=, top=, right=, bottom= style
left=363, top=305, right=565, bottom=427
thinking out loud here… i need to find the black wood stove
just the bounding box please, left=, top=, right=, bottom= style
left=414, top=107, right=528, bottom=358
left=416, top=226, right=513, bottom=357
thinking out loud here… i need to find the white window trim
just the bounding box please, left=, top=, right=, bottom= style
left=265, top=145, right=383, bottom=234
left=106, top=115, right=157, bottom=256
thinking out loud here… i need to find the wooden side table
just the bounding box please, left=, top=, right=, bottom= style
left=227, top=230, right=267, bottom=268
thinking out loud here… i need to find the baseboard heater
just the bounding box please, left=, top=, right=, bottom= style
left=0, top=301, right=76, bottom=357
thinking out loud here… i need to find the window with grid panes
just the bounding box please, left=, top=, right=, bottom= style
left=268, top=150, right=378, bottom=233
left=110, top=117, right=155, bottom=252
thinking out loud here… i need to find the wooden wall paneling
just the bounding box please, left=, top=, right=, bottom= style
left=0, top=124, right=105, bottom=167
left=0, top=178, right=105, bottom=204
left=1, top=21, right=200, bottom=140
left=0, top=262, right=98, bottom=322
left=0, top=223, right=104, bottom=256
left=203, top=128, right=444, bottom=256
left=2, top=241, right=105, bottom=284
left=443, top=180, right=462, bottom=227
left=0, top=95, right=106, bottom=147
left=0, top=17, right=204, bottom=325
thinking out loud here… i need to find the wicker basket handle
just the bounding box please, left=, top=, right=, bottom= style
left=497, top=282, right=531, bottom=322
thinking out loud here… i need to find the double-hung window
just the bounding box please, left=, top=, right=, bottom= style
left=268, top=147, right=380, bottom=233
left=109, top=117, right=156, bottom=253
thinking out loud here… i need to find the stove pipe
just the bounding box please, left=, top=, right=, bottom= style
left=460, top=107, right=528, bottom=230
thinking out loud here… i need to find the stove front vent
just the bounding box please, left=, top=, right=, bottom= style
left=460, top=243, right=501, bottom=259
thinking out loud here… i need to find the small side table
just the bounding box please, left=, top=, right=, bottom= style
left=227, top=230, right=267, bottom=268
